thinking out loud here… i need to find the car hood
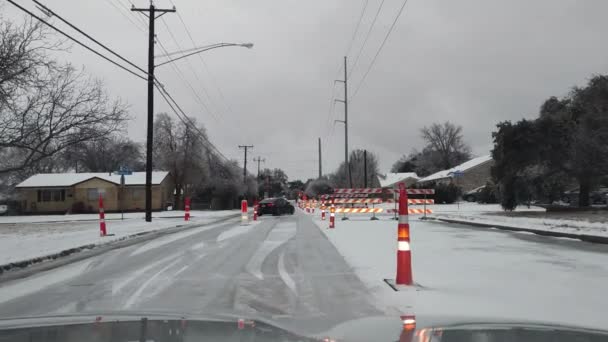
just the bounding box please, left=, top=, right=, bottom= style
left=0, top=312, right=607, bottom=341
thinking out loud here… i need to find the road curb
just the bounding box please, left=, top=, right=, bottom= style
left=428, top=216, right=608, bottom=244
left=0, top=214, right=239, bottom=283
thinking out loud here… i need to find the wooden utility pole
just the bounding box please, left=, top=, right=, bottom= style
left=238, top=145, right=254, bottom=183
left=253, top=156, right=265, bottom=179
left=132, top=3, right=176, bottom=222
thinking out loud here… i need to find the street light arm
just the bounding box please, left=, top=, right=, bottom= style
left=155, top=42, right=253, bottom=67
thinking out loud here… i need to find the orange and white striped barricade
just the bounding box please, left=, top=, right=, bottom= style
left=334, top=208, right=383, bottom=214
left=387, top=188, right=435, bottom=219
left=387, top=209, right=433, bottom=215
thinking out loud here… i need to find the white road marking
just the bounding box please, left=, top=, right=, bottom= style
left=278, top=251, right=296, bottom=294
left=123, top=257, right=183, bottom=308
left=245, top=222, right=296, bottom=280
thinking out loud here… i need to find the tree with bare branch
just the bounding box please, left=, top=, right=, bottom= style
left=420, top=121, right=472, bottom=170
left=0, top=17, right=129, bottom=175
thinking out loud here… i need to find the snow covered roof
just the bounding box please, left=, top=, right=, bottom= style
left=16, top=172, right=170, bottom=188
left=380, top=172, right=419, bottom=188
left=418, top=155, right=493, bottom=183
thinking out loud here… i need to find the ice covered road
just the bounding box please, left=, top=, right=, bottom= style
left=1, top=210, right=608, bottom=332
left=0, top=212, right=381, bottom=333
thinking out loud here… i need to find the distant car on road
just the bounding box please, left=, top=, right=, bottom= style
left=0, top=204, right=6, bottom=215
left=258, top=197, right=294, bottom=216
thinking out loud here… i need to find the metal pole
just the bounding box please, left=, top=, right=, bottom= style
left=318, top=137, right=322, bottom=179
left=364, top=149, right=368, bottom=188
left=344, top=56, right=352, bottom=188
left=424, top=192, right=427, bottom=219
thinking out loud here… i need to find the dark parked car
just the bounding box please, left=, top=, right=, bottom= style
left=562, top=188, right=608, bottom=205
left=258, top=197, right=294, bottom=216
left=463, top=186, right=485, bottom=202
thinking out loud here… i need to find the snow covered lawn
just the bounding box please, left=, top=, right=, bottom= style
left=427, top=203, right=608, bottom=238
left=0, top=210, right=239, bottom=265
left=0, top=210, right=225, bottom=224
left=309, top=214, right=608, bottom=329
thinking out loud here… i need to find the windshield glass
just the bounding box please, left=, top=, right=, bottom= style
left=1, top=0, right=608, bottom=340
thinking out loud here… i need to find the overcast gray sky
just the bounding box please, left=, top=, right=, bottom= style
left=5, top=0, right=608, bottom=181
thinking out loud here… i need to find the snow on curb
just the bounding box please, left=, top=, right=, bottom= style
left=430, top=214, right=608, bottom=244
left=0, top=214, right=239, bottom=280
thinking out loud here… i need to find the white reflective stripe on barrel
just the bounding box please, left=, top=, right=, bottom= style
left=398, top=241, right=410, bottom=251
left=399, top=215, right=408, bottom=224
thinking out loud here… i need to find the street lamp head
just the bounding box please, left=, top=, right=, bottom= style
left=240, top=43, right=254, bottom=49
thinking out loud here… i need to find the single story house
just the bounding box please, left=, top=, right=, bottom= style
left=380, top=172, right=420, bottom=188
left=417, top=155, right=493, bottom=193
left=15, top=172, right=173, bottom=214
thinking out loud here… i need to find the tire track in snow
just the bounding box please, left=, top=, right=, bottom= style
left=245, top=221, right=296, bottom=280
left=123, top=257, right=183, bottom=309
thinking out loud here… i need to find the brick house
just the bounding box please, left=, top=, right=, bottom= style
left=417, top=155, right=494, bottom=193
left=15, top=172, right=173, bottom=214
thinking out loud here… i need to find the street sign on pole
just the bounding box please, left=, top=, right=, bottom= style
left=114, top=166, right=132, bottom=220
left=450, top=170, right=465, bottom=210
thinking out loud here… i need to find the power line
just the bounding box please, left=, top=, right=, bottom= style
left=351, top=0, right=412, bottom=99
left=348, top=0, right=386, bottom=78
left=154, top=79, right=230, bottom=162
left=344, top=0, right=370, bottom=57
left=6, top=0, right=147, bottom=81
left=33, top=0, right=147, bottom=75
left=159, top=17, right=223, bottom=122
left=168, top=0, right=238, bottom=124
left=156, top=39, right=220, bottom=122
left=103, top=0, right=147, bottom=33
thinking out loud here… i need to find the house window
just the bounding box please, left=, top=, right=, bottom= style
left=37, top=189, right=66, bottom=202
left=87, top=188, right=106, bottom=201
left=132, top=189, right=144, bottom=200
left=87, top=189, right=98, bottom=201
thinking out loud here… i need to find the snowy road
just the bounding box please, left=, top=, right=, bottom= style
left=1, top=210, right=608, bottom=334
left=0, top=212, right=380, bottom=334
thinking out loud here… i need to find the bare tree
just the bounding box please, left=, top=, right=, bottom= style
left=330, top=149, right=381, bottom=188
left=0, top=17, right=60, bottom=103
left=0, top=17, right=128, bottom=174
left=153, top=113, right=209, bottom=208
left=0, top=66, right=129, bottom=173
left=61, top=135, right=144, bottom=172
left=420, top=121, right=471, bottom=170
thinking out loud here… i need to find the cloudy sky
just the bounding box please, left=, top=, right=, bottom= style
left=5, top=0, right=608, bottom=181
